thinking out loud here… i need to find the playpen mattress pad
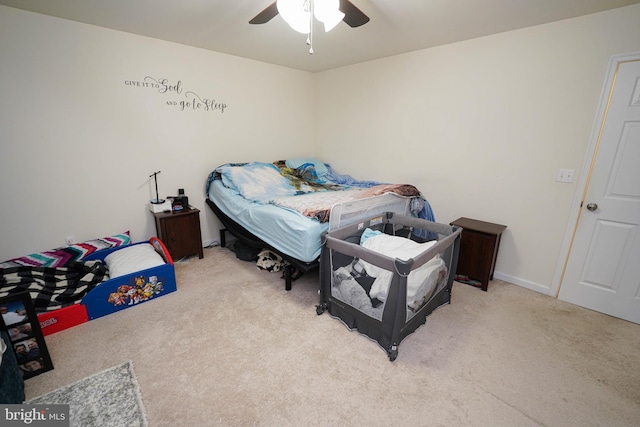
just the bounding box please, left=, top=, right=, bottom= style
left=208, top=179, right=327, bottom=262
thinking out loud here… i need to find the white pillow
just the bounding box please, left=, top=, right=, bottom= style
left=104, top=243, right=165, bottom=278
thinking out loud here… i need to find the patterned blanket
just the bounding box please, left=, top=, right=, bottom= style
left=0, top=261, right=109, bottom=313
left=207, top=161, right=427, bottom=223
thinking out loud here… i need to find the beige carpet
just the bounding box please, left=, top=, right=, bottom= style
left=24, top=246, right=640, bottom=426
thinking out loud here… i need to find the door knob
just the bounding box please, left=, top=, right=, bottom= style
left=586, top=203, right=598, bottom=211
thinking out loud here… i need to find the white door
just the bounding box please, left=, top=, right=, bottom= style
left=558, top=57, right=640, bottom=324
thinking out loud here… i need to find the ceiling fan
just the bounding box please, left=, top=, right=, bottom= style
left=249, top=0, right=370, bottom=28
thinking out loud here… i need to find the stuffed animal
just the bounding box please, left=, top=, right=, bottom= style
left=256, top=249, right=285, bottom=273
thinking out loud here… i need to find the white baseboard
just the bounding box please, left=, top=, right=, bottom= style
left=493, top=271, right=551, bottom=296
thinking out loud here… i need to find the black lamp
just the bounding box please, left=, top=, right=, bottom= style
left=149, top=171, right=165, bottom=204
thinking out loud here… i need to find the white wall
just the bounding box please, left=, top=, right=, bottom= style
left=315, top=4, right=640, bottom=293
left=2, top=4, right=640, bottom=296
left=0, top=6, right=314, bottom=261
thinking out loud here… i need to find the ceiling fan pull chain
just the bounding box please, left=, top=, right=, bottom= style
left=308, top=0, right=314, bottom=54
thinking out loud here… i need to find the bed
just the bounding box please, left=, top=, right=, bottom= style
left=205, top=159, right=436, bottom=290
left=0, top=235, right=177, bottom=335
left=318, top=212, right=461, bottom=361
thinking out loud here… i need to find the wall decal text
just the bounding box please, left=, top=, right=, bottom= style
left=124, top=76, right=228, bottom=113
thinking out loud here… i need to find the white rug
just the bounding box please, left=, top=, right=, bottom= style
left=27, top=361, right=148, bottom=427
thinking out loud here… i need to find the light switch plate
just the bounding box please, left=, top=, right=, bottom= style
left=556, top=169, right=575, bottom=183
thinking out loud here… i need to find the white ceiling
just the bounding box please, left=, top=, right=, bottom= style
left=2, top=0, right=639, bottom=72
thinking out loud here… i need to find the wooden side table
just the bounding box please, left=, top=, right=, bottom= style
left=450, top=217, right=507, bottom=292
left=153, top=208, right=203, bottom=261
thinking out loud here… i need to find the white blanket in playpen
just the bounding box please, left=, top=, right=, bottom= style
left=355, top=231, right=446, bottom=309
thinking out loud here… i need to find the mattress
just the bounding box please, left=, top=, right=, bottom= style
left=208, top=179, right=327, bottom=263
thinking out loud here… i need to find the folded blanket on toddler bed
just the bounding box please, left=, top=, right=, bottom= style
left=0, top=261, right=109, bottom=313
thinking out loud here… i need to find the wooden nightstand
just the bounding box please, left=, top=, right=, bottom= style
left=450, top=217, right=507, bottom=292
left=153, top=208, right=203, bottom=261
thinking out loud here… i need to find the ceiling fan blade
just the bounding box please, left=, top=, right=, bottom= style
left=249, top=2, right=279, bottom=24
left=340, top=0, right=370, bottom=27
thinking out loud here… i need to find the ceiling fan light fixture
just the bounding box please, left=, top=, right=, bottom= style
left=277, top=0, right=344, bottom=34
left=314, top=0, right=345, bottom=32
left=277, top=0, right=311, bottom=34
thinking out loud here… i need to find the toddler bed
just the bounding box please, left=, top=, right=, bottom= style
left=0, top=234, right=177, bottom=335
left=317, top=212, right=461, bottom=361
left=205, top=158, right=436, bottom=290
